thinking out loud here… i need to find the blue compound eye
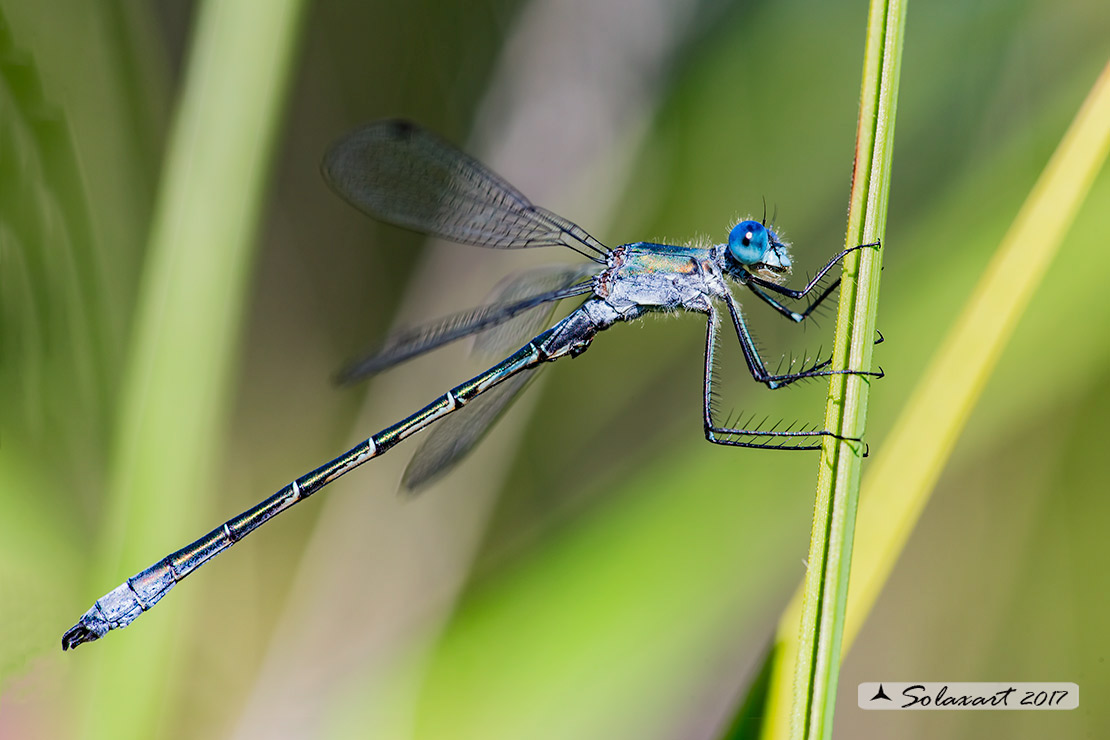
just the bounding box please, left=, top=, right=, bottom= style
left=728, top=220, right=769, bottom=265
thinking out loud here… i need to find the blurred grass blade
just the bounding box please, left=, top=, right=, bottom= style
left=778, top=0, right=908, bottom=738
left=839, top=57, right=1110, bottom=650
left=72, top=0, right=307, bottom=738
left=0, top=11, right=111, bottom=678
left=756, top=56, right=1110, bottom=740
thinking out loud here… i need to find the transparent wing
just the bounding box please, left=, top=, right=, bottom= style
left=338, top=264, right=600, bottom=383
left=402, top=366, right=541, bottom=491
left=398, top=264, right=598, bottom=491
left=474, top=263, right=601, bottom=354
left=322, top=120, right=609, bottom=260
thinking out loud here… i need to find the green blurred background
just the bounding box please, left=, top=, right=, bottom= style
left=1, top=0, right=1108, bottom=738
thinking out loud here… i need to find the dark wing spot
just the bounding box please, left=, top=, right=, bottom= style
left=385, top=119, right=419, bottom=140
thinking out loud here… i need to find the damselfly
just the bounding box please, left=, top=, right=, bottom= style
left=62, top=120, right=880, bottom=650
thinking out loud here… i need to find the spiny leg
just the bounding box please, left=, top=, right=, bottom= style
left=722, top=291, right=883, bottom=390
left=742, top=241, right=881, bottom=322
left=746, top=279, right=841, bottom=323
left=744, top=240, right=881, bottom=301
left=701, top=310, right=863, bottom=450
left=762, top=325, right=887, bottom=378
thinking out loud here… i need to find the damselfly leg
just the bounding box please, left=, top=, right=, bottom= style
left=743, top=241, right=881, bottom=323
left=702, top=309, right=871, bottom=451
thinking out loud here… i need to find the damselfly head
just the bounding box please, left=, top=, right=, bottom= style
left=726, top=220, right=792, bottom=274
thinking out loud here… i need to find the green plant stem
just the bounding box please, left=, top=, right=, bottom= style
left=789, top=1, right=907, bottom=738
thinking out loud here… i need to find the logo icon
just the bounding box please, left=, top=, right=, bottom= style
left=870, top=684, right=892, bottom=702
